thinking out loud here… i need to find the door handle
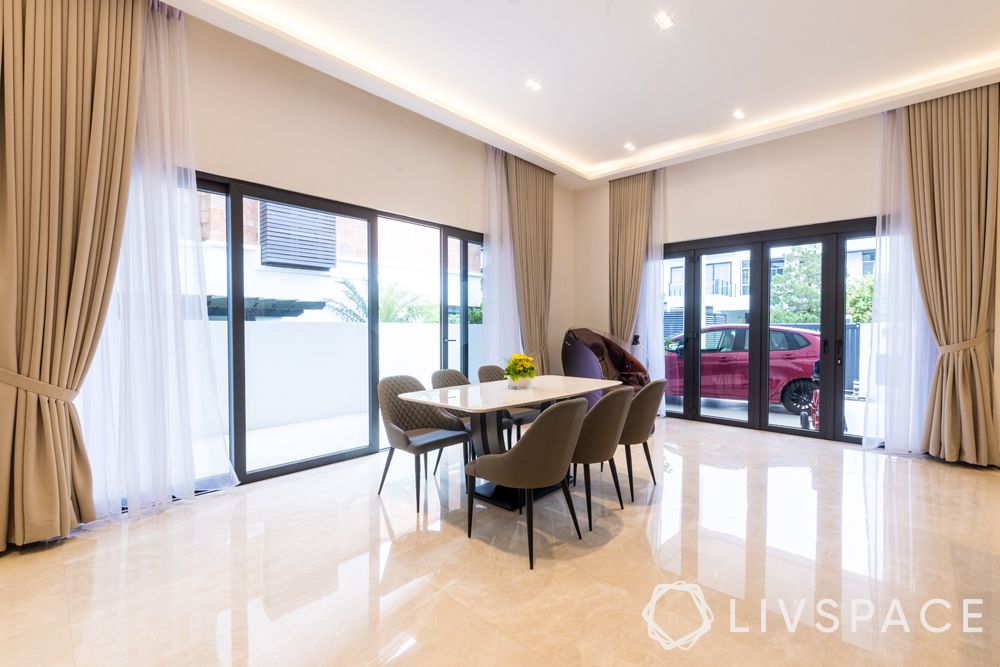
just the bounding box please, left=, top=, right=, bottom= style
left=836, top=339, right=843, bottom=366
left=719, top=356, right=735, bottom=362
left=445, top=338, right=457, bottom=342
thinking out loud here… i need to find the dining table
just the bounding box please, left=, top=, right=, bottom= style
left=399, top=374, right=621, bottom=510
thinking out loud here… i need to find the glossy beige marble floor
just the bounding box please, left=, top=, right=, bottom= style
left=2, top=419, right=999, bottom=666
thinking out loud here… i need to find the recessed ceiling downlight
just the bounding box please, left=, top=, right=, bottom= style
left=524, top=78, right=542, bottom=91
left=732, top=108, right=746, bottom=120
left=624, top=142, right=637, bottom=152
left=654, top=11, right=674, bottom=30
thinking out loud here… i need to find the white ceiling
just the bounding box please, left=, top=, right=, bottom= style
left=176, top=0, right=1000, bottom=185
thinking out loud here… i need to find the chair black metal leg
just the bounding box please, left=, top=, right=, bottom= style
left=467, top=475, right=474, bottom=537
left=518, top=489, right=523, bottom=515
left=433, top=449, right=443, bottom=475
left=573, top=463, right=577, bottom=487
left=377, top=448, right=395, bottom=495
left=625, top=445, right=635, bottom=502
left=506, top=426, right=513, bottom=449
left=516, top=423, right=522, bottom=440
left=643, top=441, right=656, bottom=485
left=463, top=442, right=470, bottom=492
left=560, top=479, right=582, bottom=540
left=414, top=454, right=421, bottom=513
left=423, top=452, right=429, bottom=480
left=600, top=461, right=604, bottom=472
left=583, top=464, right=593, bottom=531
left=608, top=457, right=624, bottom=509
left=526, top=489, right=534, bottom=570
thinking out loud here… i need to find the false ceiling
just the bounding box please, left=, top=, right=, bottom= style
left=173, top=0, right=1000, bottom=184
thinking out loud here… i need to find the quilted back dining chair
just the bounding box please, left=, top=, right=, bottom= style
left=377, top=375, right=469, bottom=512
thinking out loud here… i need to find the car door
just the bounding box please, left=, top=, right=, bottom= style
left=664, top=334, right=685, bottom=395
left=700, top=327, right=737, bottom=398
left=766, top=329, right=796, bottom=404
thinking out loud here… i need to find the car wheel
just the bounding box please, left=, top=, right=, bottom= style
left=782, top=379, right=818, bottom=415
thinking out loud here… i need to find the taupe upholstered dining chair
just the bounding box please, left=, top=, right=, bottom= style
left=570, top=387, right=634, bottom=531
left=377, top=375, right=469, bottom=513
left=477, top=364, right=540, bottom=439
left=618, top=379, right=667, bottom=502
left=429, top=368, right=514, bottom=473
left=465, top=398, right=587, bottom=569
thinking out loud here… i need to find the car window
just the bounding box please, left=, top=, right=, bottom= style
left=791, top=332, right=812, bottom=350
left=701, top=329, right=736, bottom=353
left=769, top=331, right=789, bottom=350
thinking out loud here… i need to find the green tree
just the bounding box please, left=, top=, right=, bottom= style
left=327, top=278, right=439, bottom=323
left=846, top=274, right=874, bottom=323
left=768, top=245, right=822, bottom=324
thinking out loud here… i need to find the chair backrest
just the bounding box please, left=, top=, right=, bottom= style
left=478, top=365, right=505, bottom=383
left=377, top=375, right=459, bottom=434
left=620, top=379, right=667, bottom=445
left=561, top=340, right=605, bottom=408
left=431, top=368, right=470, bottom=389
left=572, top=387, right=634, bottom=464
left=483, top=398, right=587, bottom=488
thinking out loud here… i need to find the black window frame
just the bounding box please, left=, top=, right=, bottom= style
left=663, top=217, right=876, bottom=444
left=196, top=171, right=483, bottom=484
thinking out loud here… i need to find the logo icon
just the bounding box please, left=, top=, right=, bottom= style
left=642, top=582, right=714, bottom=651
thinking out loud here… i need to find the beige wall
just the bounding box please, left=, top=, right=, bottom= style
left=186, top=18, right=485, bottom=231
left=187, top=18, right=579, bottom=367
left=665, top=117, right=880, bottom=241
left=569, top=116, right=880, bottom=333
left=548, top=186, right=577, bottom=372
left=186, top=17, right=881, bottom=366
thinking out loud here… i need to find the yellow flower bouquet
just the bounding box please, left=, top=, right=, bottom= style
left=504, top=353, right=536, bottom=389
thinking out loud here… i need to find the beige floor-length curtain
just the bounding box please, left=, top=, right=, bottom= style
left=609, top=172, right=655, bottom=344
left=505, top=155, right=554, bottom=373
left=0, top=0, right=146, bottom=550
left=903, top=83, right=999, bottom=465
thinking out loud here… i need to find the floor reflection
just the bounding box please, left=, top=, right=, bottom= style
left=1, top=419, right=997, bottom=664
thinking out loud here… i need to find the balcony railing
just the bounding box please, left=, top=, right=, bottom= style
left=705, top=279, right=734, bottom=297
left=667, top=283, right=684, bottom=296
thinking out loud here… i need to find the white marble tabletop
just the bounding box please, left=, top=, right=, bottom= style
left=398, top=375, right=621, bottom=413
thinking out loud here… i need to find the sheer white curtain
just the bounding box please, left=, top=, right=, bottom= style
left=635, top=168, right=667, bottom=411
left=483, top=145, right=522, bottom=365
left=862, top=110, right=936, bottom=452
left=78, top=5, right=236, bottom=518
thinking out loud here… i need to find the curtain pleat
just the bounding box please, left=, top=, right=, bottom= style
left=609, top=171, right=655, bottom=344
left=0, top=0, right=146, bottom=550
left=483, top=146, right=522, bottom=366
left=505, top=154, right=553, bottom=373
left=903, top=83, right=999, bottom=465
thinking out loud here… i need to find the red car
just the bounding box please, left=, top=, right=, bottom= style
left=665, top=324, right=820, bottom=414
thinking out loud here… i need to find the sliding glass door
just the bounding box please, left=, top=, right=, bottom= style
left=764, top=241, right=824, bottom=432
left=198, top=175, right=483, bottom=482
left=661, top=218, right=876, bottom=443
left=698, top=248, right=753, bottom=423
left=444, top=233, right=485, bottom=379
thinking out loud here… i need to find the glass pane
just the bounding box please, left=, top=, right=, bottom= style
left=699, top=250, right=750, bottom=421
left=242, top=196, right=370, bottom=472
left=196, top=190, right=232, bottom=479
left=446, top=237, right=461, bottom=370
left=377, top=218, right=441, bottom=390
left=467, top=242, right=485, bottom=378
left=662, top=256, right=685, bottom=414
left=843, top=237, right=876, bottom=437
left=766, top=243, right=823, bottom=431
